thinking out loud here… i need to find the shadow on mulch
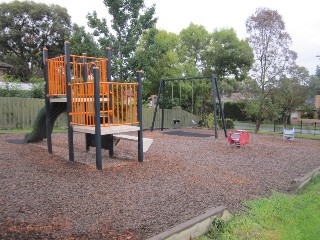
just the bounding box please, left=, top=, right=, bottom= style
left=6, top=139, right=26, bottom=145
left=162, top=130, right=213, bottom=138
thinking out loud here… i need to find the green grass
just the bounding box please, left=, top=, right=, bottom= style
left=295, top=133, right=320, bottom=140
left=199, top=174, right=320, bottom=240
left=235, top=121, right=320, bottom=130
left=234, top=121, right=320, bottom=130
left=245, top=130, right=320, bottom=140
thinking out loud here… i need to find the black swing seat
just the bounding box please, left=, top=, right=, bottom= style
left=173, top=119, right=180, bottom=125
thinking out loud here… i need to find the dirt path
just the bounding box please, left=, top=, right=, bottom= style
left=1, top=129, right=319, bottom=239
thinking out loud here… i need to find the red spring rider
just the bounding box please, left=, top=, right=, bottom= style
left=228, top=130, right=249, bottom=147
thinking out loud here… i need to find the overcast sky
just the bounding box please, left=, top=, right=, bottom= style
left=2, top=0, right=320, bottom=74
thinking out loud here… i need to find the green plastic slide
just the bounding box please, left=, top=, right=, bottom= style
left=25, top=102, right=67, bottom=143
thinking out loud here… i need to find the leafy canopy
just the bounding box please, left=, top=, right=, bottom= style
left=0, top=0, right=72, bottom=81
left=202, top=28, right=254, bottom=81
left=245, top=8, right=297, bottom=131
left=69, top=24, right=101, bottom=57
left=87, top=0, right=157, bottom=81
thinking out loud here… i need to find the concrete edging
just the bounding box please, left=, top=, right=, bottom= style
left=290, top=166, right=320, bottom=192
left=147, top=206, right=232, bottom=240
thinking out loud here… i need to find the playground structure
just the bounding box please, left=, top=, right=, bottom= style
left=26, top=41, right=151, bottom=170
left=228, top=130, right=249, bottom=147
left=151, top=76, right=227, bottom=138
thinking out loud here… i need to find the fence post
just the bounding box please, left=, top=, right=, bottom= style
left=314, top=122, right=317, bottom=135
left=300, top=120, right=302, bottom=134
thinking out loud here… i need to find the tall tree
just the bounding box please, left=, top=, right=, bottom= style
left=307, top=66, right=320, bottom=97
left=132, top=28, right=181, bottom=98
left=246, top=8, right=297, bottom=131
left=0, top=1, right=72, bottom=81
left=178, top=23, right=210, bottom=76
left=273, top=65, right=309, bottom=124
left=69, top=24, right=102, bottom=57
left=202, top=28, right=254, bottom=81
left=87, top=0, right=157, bottom=81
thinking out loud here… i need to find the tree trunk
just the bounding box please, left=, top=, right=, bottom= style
left=255, top=118, right=261, bottom=132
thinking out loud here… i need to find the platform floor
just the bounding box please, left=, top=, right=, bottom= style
left=72, top=125, right=140, bottom=135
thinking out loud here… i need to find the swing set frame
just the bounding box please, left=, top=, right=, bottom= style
left=151, top=74, right=227, bottom=138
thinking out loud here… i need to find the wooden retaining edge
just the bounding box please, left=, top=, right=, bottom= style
left=147, top=206, right=232, bottom=240
left=290, top=166, right=320, bottom=193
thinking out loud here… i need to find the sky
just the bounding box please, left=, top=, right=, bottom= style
left=2, top=0, right=320, bottom=74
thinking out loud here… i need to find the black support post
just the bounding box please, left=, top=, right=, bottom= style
left=82, top=53, right=87, bottom=82
left=64, top=41, right=74, bottom=161
left=93, top=67, right=102, bottom=170
left=211, top=74, right=218, bottom=138
left=214, top=75, right=227, bottom=137
left=106, top=47, right=112, bottom=82
left=136, top=70, right=144, bottom=161
left=161, top=81, right=166, bottom=131
left=151, top=80, right=163, bottom=131
left=106, top=47, right=113, bottom=124
left=43, top=48, right=52, bottom=153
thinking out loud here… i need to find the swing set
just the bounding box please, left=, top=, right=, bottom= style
left=151, top=75, right=227, bottom=138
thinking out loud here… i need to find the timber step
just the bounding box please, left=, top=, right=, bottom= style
left=113, top=134, right=153, bottom=152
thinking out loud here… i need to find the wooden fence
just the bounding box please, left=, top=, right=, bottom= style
left=0, top=97, right=66, bottom=129
left=0, top=97, right=199, bottom=130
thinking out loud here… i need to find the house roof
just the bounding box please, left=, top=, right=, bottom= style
left=0, top=61, right=13, bottom=69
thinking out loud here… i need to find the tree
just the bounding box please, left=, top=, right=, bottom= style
left=69, top=24, right=102, bottom=57
left=87, top=0, right=157, bottom=81
left=132, top=28, right=181, bottom=98
left=178, top=23, right=211, bottom=76
left=307, top=66, right=320, bottom=97
left=0, top=1, right=72, bottom=81
left=202, top=28, right=254, bottom=81
left=273, top=65, right=309, bottom=124
left=246, top=8, right=297, bottom=131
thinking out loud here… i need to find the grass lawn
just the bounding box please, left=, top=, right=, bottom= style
left=245, top=130, right=320, bottom=140
left=200, top=174, right=320, bottom=240
left=235, top=121, right=320, bottom=131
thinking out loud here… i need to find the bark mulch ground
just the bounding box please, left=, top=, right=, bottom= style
left=0, top=129, right=319, bottom=239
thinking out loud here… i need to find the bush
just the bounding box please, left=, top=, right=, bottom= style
left=30, top=78, right=45, bottom=98
left=301, top=105, right=315, bottom=119
left=202, top=114, right=234, bottom=129
left=203, top=113, right=214, bottom=128
left=223, top=100, right=248, bottom=121
left=219, top=118, right=235, bottom=129
left=0, top=77, right=44, bottom=98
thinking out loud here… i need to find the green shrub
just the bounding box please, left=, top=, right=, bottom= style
left=30, top=77, right=45, bottom=98
left=0, top=77, right=44, bottom=98
left=203, top=113, right=214, bottom=128
left=219, top=118, right=235, bottom=129
left=223, top=100, right=248, bottom=121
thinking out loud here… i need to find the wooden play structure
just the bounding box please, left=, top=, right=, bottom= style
left=228, top=130, right=249, bottom=147
left=40, top=41, right=152, bottom=170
